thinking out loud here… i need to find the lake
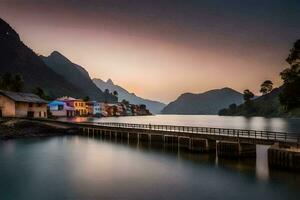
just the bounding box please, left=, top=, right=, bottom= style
left=1, top=115, right=300, bottom=199
left=61, top=114, right=300, bottom=133
left=1, top=136, right=300, bottom=200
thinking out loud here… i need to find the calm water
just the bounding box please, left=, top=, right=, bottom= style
left=1, top=115, right=300, bottom=199
left=1, top=136, right=300, bottom=200
left=62, top=114, right=300, bottom=133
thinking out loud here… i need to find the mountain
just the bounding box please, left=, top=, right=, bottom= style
left=93, top=78, right=166, bottom=113
left=218, top=87, right=300, bottom=117
left=40, top=51, right=116, bottom=102
left=161, top=88, right=244, bottom=115
left=0, top=18, right=83, bottom=98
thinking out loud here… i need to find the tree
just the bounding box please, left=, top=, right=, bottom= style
left=279, top=39, right=300, bottom=111
left=0, top=73, right=13, bottom=90
left=243, top=89, right=254, bottom=104
left=113, top=90, right=118, bottom=97
left=286, top=39, right=300, bottom=65
left=229, top=103, right=237, bottom=110
left=11, top=74, right=24, bottom=92
left=83, top=96, right=90, bottom=102
left=104, top=89, right=110, bottom=94
left=140, top=104, right=147, bottom=110
left=0, top=73, right=24, bottom=92
left=260, top=80, right=273, bottom=95
left=33, top=87, right=50, bottom=100
left=121, top=99, right=130, bottom=107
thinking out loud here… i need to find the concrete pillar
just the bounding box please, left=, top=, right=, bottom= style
left=268, top=144, right=300, bottom=171
left=191, top=138, right=216, bottom=152
left=151, top=134, right=164, bottom=143
left=128, top=132, right=138, bottom=141
left=217, top=141, right=256, bottom=158
left=164, top=135, right=178, bottom=145
left=178, top=137, right=190, bottom=149
left=139, top=133, right=150, bottom=142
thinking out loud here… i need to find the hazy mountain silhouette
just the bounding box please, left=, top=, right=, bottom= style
left=93, top=78, right=166, bottom=113
left=0, top=18, right=83, bottom=98
left=162, top=87, right=243, bottom=115
left=40, top=51, right=116, bottom=102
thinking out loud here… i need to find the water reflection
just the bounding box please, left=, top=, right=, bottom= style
left=88, top=134, right=289, bottom=182
left=1, top=136, right=300, bottom=200
left=60, top=115, right=300, bottom=133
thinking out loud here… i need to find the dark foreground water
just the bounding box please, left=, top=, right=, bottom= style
left=1, top=136, right=300, bottom=200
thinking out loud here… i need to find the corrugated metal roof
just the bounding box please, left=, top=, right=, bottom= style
left=0, top=90, right=48, bottom=104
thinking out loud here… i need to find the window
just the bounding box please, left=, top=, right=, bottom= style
left=39, top=112, right=41, bottom=117
left=29, top=103, right=33, bottom=107
left=44, top=112, right=47, bottom=117
left=58, top=105, right=64, bottom=110
left=27, top=111, right=34, bottom=118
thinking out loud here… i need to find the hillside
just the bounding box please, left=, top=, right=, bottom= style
left=218, top=88, right=300, bottom=117
left=161, top=88, right=244, bottom=115
left=40, top=51, right=116, bottom=102
left=93, top=78, right=166, bottom=113
left=0, top=18, right=83, bottom=98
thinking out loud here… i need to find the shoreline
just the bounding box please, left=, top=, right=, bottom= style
left=0, top=118, right=78, bottom=140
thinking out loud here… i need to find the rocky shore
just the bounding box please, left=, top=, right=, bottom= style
left=0, top=118, right=78, bottom=140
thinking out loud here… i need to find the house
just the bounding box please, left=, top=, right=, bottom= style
left=86, top=101, right=101, bottom=116
left=0, top=90, right=48, bottom=118
left=48, top=100, right=76, bottom=117
left=99, top=103, right=108, bottom=117
left=57, top=96, right=88, bottom=116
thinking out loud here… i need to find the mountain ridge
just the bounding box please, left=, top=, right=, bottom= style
left=93, top=78, right=166, bottom=113
left=0, top=18, right=87, bottom=98
left=162, top=87, right=244, bottom=115
left=40, top=51, right=116, bottom=102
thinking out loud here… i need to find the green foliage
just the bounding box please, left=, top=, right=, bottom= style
left=140, top=104, right=147, bottom=110
left=104, top=89, right=110, bottom=94
left=0, top=73, right=24, bottom=92
left=286, top=39, right=300, bottom=65
left=279, top=39, right=300, bottom=111
left=112, top=90, right=118, bottom=96
left=83, top=96, right=90, bottom=102
left=121, top=99, right=130, bottom=106
left=260, top=80, right=273, bottom=95
left=33, top=87, right=51, bottom=100
left=243, top=89, right=254, bottom=104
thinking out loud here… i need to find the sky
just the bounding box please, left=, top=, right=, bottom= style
left=0, top=0, right=299, bottom=103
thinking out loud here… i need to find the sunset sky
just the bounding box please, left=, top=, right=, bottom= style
left=0, top=0, right=299, bottom=103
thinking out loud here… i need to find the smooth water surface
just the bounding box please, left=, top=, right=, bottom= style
left=61, top=115, right=300, bottom=133
left=0, top=136, right=300, bottom=200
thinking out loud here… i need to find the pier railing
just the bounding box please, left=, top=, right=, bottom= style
left=93, top=122, right=300, bottom=145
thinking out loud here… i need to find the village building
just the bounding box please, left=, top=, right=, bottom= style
left=48, top=100, right=76, bottom=117
left=57, top=96, right=88, bottom=116
left=0, top=90, right=48, bottom=118
left=86, top=101, right=101, bottom=117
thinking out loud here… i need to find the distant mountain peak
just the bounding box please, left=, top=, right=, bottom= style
left=93, top=78, right=166, bottom=113
left=162, top=87, right=243, bottom=115
left=106, top=78, right=114, bottom=85
left=50, top=50, right=63, bottom=57
left=48, top=51, right=71, bottom=63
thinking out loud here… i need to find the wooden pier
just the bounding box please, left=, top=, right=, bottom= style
left=26, top=119, right=300, bottom=170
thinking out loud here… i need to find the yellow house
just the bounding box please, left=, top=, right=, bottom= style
left=57, top=96, right=88, bottom=116
left=0, top=90, right=48, bottom=118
